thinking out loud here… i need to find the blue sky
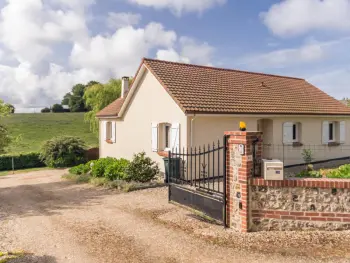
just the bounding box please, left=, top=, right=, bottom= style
left=0, top=0, right=349, bottom=111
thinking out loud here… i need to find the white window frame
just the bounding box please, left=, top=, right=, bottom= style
left=328, top=122, right=336, bottom=142
left=292, top=123, right=299, bottom=142
left=164, top=123, right=172, bottom=151
left=106, top=121, right=112, bottom=141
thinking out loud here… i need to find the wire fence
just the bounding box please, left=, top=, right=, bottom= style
left=262, top=144, right=350, bottom=166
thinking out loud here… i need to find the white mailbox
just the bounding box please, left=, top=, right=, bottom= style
left=262, top=159, right=284, bottom=180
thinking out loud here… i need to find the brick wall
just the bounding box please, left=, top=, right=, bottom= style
left=225, top=131, right=350, bottom=232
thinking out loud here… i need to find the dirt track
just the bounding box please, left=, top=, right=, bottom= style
left=1, top=170, right=350, bottom=263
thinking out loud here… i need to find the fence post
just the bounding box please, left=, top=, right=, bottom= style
left=224, top=131, right=263, bottom=232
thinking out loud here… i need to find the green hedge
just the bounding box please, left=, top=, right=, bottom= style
left=0, top=152, right=45, bottom=171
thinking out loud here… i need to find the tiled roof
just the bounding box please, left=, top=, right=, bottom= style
left=96, top=97, right=125, bottom=117
left=97, top=58, right=350, bottom=117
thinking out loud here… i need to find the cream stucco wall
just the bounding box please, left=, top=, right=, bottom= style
left=190, top=116, right=350, bottom=166
left=99, top=70, right=187, bottom=171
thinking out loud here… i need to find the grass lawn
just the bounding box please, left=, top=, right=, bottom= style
left=0, top=167, right=51, bottom=176
left=2, top=113, right=98, bottom=154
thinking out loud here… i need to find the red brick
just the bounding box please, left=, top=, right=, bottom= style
left=290, top=212, right=305, bottom=216
left=295, top=216, right=311, bottom=221
left=311, top=217, right=327, bottom=221
left=321, top=213, right=335, bottom=217
left=274, top=211, right=290, bottom=216
left=305, top=212, right=319, bottom=216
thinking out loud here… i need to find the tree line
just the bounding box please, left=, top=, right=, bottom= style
left=41, top=78, right=130, bottom=134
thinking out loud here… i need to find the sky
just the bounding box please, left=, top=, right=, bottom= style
left=0, top=0, right=349, bottom=112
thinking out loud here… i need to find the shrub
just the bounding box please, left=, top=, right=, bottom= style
left=40, top=136, right=87, bottom=168
left=104, top=158, right=130, bottom=180
left=62, top=173, right=91, bottom=183
left=126, top=152, right=160, bottom=183
left=90, top=157, right=116, bottom=177
left=296, top=169, right=322, bottom=178
left=69, top=163, right=90, bottom=175
left=327, top=164, right=350, bottom=179
left=0, top=152, right=45, bottom=171
left=302, top=149, right=313, bottom=164
left=41, top=107, right=51, bottom=113
left=51, top=104, right=64, bottom=113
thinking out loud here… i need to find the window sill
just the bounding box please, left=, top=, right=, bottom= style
left=292, top=142, right=303, bottom=147
left=157, top=151, right=169, bottom=158
left=328, top=142, right=340, bottom=147
left=105, top=139, right=113, bottom=144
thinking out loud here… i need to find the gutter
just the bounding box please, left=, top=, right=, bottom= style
left=190, top=115, right=197, bottom=147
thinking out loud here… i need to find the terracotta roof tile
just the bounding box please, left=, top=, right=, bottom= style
left=144, top=58, right=350, bottom=115
left=97, top=58, right=350, bottom=117
left=96, top=97, right=125, bottom=117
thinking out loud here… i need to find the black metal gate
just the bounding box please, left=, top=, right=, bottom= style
left=168, top=136, right=227, bottom=226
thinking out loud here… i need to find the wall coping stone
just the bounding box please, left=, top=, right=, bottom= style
left=250, top=177, right=350, bottom=189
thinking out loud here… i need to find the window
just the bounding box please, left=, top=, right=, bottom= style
left=151, top=122, right=180, bottom=152
left=322, top=121, right=345, bottom=145
left=106, top=122, right=112, bottom=140
left=104, top=121, right=116, bottom=143
left=165, top=125, right=170, bottom=148
left=283, top=122, right=300, bottom=145
left=292, top=123, right=298, bottom=142
left=329, top=122, right=335, bottom=142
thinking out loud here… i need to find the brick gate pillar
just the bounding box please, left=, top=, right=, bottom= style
left=225, top=131, right=262, bottom=232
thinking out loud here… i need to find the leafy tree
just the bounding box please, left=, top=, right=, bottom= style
left=41, top=107, right=51, bottom=113
left=86, top=81, right=100, bottom=87
left=69, top=95, right=86, bottom=112
left=0, top=100, right=11, bottom=153
left=72, top=84, right=86, bottom=97
left=5, top=104, right=15, bottom=113
left=52, top=104, right=64, bottom=113
left=84, top=79, right=123, bottom=133
left=61, top=93, right=72, bottom=105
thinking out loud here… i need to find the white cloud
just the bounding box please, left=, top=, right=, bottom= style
left=156, top=48, right=190, bottom=63
left=262, top=0, right=350, bottom=37
left=127, top=0, right=226, bottom=16
left=308, top=68, right=350, bottom=99
left=107, top=12, right=141, bottom=29
left=156, top=36, right=214, bottom=65
left=238, top=42, right=325, bottom=69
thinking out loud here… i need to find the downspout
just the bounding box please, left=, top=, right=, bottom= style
left=190, top=115, right=197, bottom=147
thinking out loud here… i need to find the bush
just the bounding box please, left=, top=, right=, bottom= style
left=90, top=157, right=116, bottom=177
left=41, top=107, right=51, bottom=113
left=126, top=152, right=159, bottom=183
left=327, top=164, right=350, bottom=179
left=69, top=163, right=90, bottom=175
left=104, top=158, right=130, bottom=180
left=0, top=152, right=45, bottom=171
left=51, top=104, right=64, bottom=113
left=302, top=149, right=313, bottom=164
left=295, top=170, right=322, bottom=178
left=40, top=136, right=87, bottom=168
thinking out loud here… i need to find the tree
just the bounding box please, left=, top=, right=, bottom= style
left=61, top=93, right=72, bottom=105
left=41, top=107, right=51, bottom=113
left=52, top=104, right=64, bottom=113
left=0, top=100, right=11, bottom=153
left=5, top=104, right=15, bottom=113
left=84, top=79, right=123, bottom=133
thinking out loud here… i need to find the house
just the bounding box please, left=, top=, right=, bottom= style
left=96, top=58, right=350, bottom=169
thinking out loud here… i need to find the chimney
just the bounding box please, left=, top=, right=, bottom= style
left=121, top=76, right=129, bottom=98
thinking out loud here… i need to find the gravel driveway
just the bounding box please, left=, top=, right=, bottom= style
left=1, top=170, right=350, bottom=263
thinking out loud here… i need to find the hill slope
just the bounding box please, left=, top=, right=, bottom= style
left=1, top=113, right=98, bottom=154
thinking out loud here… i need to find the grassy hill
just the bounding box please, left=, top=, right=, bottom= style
left=1, top=113, right=99, bottom=154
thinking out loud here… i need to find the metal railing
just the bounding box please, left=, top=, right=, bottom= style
left=169, top=138, right=226, bottom=195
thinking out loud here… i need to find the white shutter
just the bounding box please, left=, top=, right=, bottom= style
left=102, top=121, right=107, bottom=141
left=283, top=122, right=293, bottom=145
left=111, top=121, right=116, bottom=143
left=171, top=123, right=180, bottom=152
left=340, top=121, right=346, bottom=144
left=151, top=123, right=158, bottom=152
left=322, top=121, right=329, bottom=145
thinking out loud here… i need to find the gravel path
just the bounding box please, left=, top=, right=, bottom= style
left=1, top=170, right=350, bottom=262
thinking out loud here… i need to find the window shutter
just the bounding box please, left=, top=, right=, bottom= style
left=111, top=121, right=116, bottom=143
left=171, top=123, right=180, bottom=152
left=102, top=121, right=107, bottom=141
left=283, top=122, right=293, bottom=145
left=322, top=121, right=329, bottom=145
left=340, top=121, right=346, bottom=144
left=151, top=123, right=158, bottom=152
